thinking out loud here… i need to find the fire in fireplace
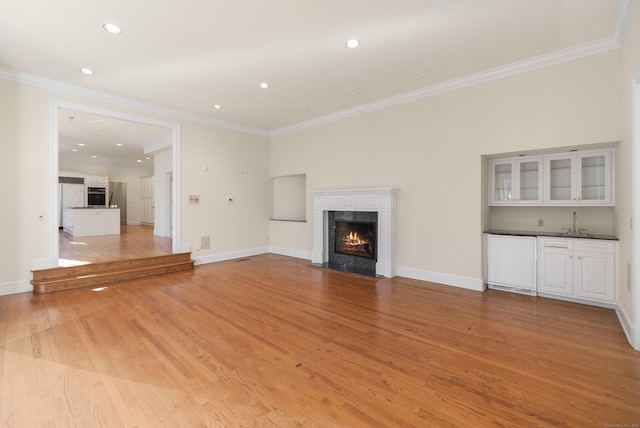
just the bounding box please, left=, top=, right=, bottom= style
left=334, top=221, right=376, bottom=259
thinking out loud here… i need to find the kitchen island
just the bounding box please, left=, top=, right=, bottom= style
left=63, top=208, right=121, bottom=237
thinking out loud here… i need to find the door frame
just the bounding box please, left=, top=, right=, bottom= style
left=633, top=75, right=640, bottom=351
left=49, top=100, right=183, bottom=266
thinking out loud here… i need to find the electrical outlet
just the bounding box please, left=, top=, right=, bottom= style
left=537, top=219, right=544, bottom=227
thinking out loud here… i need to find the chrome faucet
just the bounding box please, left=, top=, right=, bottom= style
left=563, top=211, right=587, bottom=236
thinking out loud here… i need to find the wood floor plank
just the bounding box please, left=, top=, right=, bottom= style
left=2, top=254, right=640, bottom=426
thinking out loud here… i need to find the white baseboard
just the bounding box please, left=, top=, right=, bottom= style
left=269, top=246, right=312, bottom=260
left=0, top=280, right=32, bottom=296
left=396, top=266, right=485, bottom=291
left=193, top=247, right=269, bottom=265
left=616, top=303, right=636, bottom=350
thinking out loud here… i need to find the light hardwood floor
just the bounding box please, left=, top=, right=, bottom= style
left=59, top=225, right=172, bottom=264
left=2, top=253, right=639, bottom=426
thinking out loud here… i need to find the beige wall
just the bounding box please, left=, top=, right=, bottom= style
left=270, top=50, right=623, bottom=285
left=617, top=5, right=640, bottom=330
left=0, top=79, right=271, bottom=293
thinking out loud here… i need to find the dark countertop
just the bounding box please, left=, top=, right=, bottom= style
left=66, top=207, right=120, bottom=209
left=485, top=229, right=618, bottom=241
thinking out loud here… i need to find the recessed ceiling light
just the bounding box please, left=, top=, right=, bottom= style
left=213, top=104, right=222, bottom=109
left=80, top=68, right=94, bottom=75
left=259, top=82, right=269, bottom=89
left=78, top=143, right=85, bottom=146
left=136, top=160, right=142, bottom=163
left=72, top=149, right=78, bottom=152
left=145, top=157, right=151, bottom=160
left=116, top=143, right=123, bottom=146
left=350, top=90, right=361, bottom=96
left=91, top=155, right=97, bottom=158
left=102, top=23, right=122, bottom=34
left=413, top=69, right=427, bottom=76
left=346, top=39, right=360, bottom=49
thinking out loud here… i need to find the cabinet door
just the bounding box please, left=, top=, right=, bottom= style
left=574, top=240, right=615, bottom=303
left=538, top=239, right=574, bottom=296
left=574, top=252, right=614, bottom=303
left=490, top=160, right=514, bottom=204
left=576, top=151, right=612, bottom=205
left=517, top=158, right=543, bottom=204
left=545, top=155, right=575, bottom=204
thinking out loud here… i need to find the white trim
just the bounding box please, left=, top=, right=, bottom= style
left=193, top=247, right=269, bottom=265
left=269, top=246, right=312, bottom=260
left=397, top=266, right=485, bottom=292
left=612, top=0, right=640, bottom=43
left=48, top=100, right=184, bottom=266
left=0, top=68, right=268, bottom=137
left=617, top=304, right=635, bottom=347
left=270, top=37, right=623, bottom=137
left=632, top=75, right=640, bottom=351
left=143, top=133, right=173, bottom=155
left=0, top=280, right=32, bottom=296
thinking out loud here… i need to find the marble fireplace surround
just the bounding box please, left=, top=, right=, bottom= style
left=310, top=188, right=399, bottom=278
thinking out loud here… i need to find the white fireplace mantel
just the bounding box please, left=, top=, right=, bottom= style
left=309, top=188, right=399, bottom=277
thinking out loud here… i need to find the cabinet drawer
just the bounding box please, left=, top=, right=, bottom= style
left=575, top=240, right=615, bottom=254
left=540, top=238, right=573, bottom=250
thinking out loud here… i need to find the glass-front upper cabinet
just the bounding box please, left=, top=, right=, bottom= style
left=544, top=149, right=613, bottom=205
left=490, top=157, right=543, bottom=205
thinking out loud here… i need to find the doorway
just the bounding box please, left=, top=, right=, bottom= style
left=49, top=100, right=182, bottom=267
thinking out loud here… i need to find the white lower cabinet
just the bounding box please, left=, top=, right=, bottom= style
left=537, top=237, right=615, bottom=306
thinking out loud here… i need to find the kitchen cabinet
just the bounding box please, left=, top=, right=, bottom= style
left=487, top=234, right=537, bottom=294
left=537, top=237, right=615, bottom=306
left=488, top=148, right=614, bottom=207
left=537, top=238, right=574, bottom=296
left=544, top=149, right=613, bottom=206
left=489, top=157, right=543, bottom=205
left=84, top=174, right=109, bottom=185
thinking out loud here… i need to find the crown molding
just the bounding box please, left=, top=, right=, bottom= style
left=271, top=0, right=638, bottom=137
left=613, top=0, right=639, bottom=44
left=143, top=133, right=173, bottom=155
left=1, top=0, right=636, bottom=139
left=0, top=68, right=269, bottom=137
left=269, top=36, right=621, bottom=137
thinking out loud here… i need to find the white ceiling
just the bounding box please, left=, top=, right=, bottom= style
left=57, top=109, right=169, bottom=169
left=0, top=0, right=634, bottom=152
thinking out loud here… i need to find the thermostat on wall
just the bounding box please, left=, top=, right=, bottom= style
left=189, top=194, right=200, bottom=204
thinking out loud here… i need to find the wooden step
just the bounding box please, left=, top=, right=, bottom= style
left=31, top=253, right=194, bottom=294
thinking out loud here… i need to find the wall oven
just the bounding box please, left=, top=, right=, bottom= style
left=87, top=186, right=107, bottom=207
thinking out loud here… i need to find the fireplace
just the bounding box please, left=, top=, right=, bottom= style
left=326, top=211, right=378, bottom=276
left=334, top=220, right=376, bottom=259
left=310, top=188, right=398, bottom=278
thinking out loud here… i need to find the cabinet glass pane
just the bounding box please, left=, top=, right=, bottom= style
left=494, top=163, right=512, bottom=201
left=581, top=155, right=605, bottom=201
left=549, top=159, right=572, bottom=200
left=519, top=161, right=539, bottom=201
